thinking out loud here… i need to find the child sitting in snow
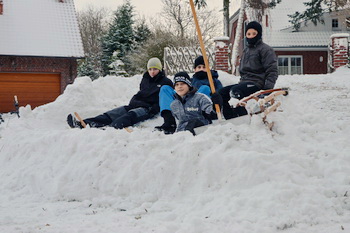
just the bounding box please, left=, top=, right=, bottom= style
left=170, top=72, right=222, bottom=135
left=155, top=56, right=223, bottom=134
left=67, top=57, right=173, bottom=129
left=191, top=55, right=223, bottom=92
left=218, top=21, right=278, bottom=119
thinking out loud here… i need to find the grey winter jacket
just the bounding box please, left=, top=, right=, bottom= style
left=239, top=40, right=278, bottom=89
left=170, top=90, right=213, bottom=132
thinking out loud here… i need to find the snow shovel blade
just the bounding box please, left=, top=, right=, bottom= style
left=194, top=115, right=250, bottom=135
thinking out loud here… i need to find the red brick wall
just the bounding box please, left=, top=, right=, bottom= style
left=275, top=51, right=328, bottom=74
left=0, top=56, right=78, bottom=93
left=214, top=38, right=231, bottom=73
left=330, top=35, right=349, bottom=71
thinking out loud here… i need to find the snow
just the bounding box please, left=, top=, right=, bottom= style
left=215, top=41, right=228, bottom=49
left=1, top=68, right=350, bottom=233
left=0, top=0, right=84, bottom=57
left=331, top=33, right=350, bottom=39
left=214, top=36, right=230, bottom=41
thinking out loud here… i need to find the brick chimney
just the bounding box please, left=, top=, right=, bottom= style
left=329, top=33, right=349, bottom=72
left=214, top=37, right=231, bottom=73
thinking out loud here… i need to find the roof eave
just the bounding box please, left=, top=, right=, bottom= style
left=273, top=46, right=328, bottom=51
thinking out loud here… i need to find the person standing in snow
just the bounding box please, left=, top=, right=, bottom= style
left=67, top=57, right=173, bottom=129
left=155, top=56, right=223, bottom=134
left=170, top=72, right=222, bottom=135
left=219, top=21, right=278, bottom=119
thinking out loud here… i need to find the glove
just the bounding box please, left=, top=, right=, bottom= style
left=211, top=92, right=223, bottom=109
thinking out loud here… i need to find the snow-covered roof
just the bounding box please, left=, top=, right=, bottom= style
left=265, top=31, right=336, bottom=48
left=0, top=0, right=84, bottom=58
left=231, top=0, right=350, bottom=49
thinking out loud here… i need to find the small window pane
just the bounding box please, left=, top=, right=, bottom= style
left=278, top=57, right=289, bottom=75
left=291, top=57, right=296, bottom=66
left=278, top=57, right=288, bottom=66
left=332, top=19, right=339, bottom=28
left=291, top=57, right=302, bottom=66
left=278, top=66, right=288, bottom=75
left=291, top=57, right=302, bottom=75
left=297, top=58, right=301, bottom=66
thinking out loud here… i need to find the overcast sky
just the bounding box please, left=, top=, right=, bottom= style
left=74, top=0, right=239, bottom=18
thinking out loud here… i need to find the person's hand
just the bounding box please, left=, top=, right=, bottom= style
left=211, top=92, right=223, bottom=108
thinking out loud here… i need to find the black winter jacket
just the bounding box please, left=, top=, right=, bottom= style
left=128, top=71, right=173, bottom=114
left=239, top=40, right=278, bottom=89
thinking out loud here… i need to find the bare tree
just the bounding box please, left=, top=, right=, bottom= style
left=160, top=0, right=221, bottom=47
left=77, top=6, right=109, bottom=78
left=223, top=0, right=230, bottom=36
left=231, top=0, right=246, bottom=75
left=161, top=0, right=194, bottom=39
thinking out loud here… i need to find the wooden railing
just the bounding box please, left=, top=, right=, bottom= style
left=163, top=47, right=215, bottom=75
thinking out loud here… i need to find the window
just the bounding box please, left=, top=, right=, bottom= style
left=278, top=56, right=303, bottom=75
left=332, top=19, right=339, bottom=29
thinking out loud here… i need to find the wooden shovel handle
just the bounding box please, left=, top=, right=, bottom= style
left=74, top=112, right=87, bottom=128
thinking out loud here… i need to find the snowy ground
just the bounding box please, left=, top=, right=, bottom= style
left=0, top=67, right=350, bottom=233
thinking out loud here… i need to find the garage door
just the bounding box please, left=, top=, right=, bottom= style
left=0, top=73, right=61, bottom=113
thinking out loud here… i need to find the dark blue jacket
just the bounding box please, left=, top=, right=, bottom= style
left=191, top=70, right=223, bottom=92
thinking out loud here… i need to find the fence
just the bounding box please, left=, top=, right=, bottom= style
left=163, top=46, right=215, bottom=75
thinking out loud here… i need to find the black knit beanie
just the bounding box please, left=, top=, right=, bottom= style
left=173, top=71, right=192, bottom=87
left=194, top=56, right=205, bottom=69
left=245, top=21, right=262, bottom=45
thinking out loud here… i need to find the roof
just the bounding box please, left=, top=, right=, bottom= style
left=0, top=0, right=84, bottom=58
left=265, top=31, right=335, bottom=48
left=231, top=0, right=349, bottom=49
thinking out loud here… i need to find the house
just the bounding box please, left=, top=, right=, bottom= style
left=0, top=0, right=84, bottom=113
left=229, top=0, right=350, bottom=76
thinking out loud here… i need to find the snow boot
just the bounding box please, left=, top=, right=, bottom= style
left=155, top=110, right=176, bottom=134
left=67, top=114, right=83, bottom=129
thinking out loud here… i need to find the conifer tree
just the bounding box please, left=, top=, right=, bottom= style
left=134, top=20, right=152, bottom=45
left=289, top=0, right=350, bottom=31
left=101, top=0, right=135, bottom=75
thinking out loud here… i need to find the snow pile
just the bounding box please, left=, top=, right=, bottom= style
left=0, top=68, right=350, bottom=233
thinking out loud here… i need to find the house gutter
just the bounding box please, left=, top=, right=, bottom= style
left=273, top=47, right=328, bottom=51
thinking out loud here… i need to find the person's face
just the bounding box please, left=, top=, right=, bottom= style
left=246, top=28, right=258, bottom=39
left=174, top=82, right=190, bottom=97
left=148, top=68, right=160, bottom=77
left=194, top=64, right=206, bottom=73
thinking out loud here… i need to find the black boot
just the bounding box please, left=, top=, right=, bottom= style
left=155, top=110, right=176, bottom=134
left=67, top=114, right=83, bottom=129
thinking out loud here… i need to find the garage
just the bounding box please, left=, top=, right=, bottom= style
left=0, top=72, right=61, bottom=113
